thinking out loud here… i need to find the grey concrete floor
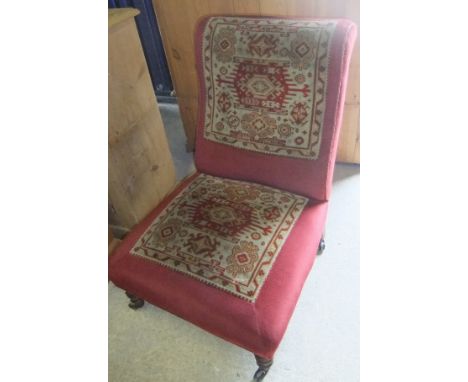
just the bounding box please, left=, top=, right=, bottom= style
left=109, top=103, right=359, bottom=382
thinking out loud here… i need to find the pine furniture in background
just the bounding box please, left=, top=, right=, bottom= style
left=108, top=8, right=176, bottom=232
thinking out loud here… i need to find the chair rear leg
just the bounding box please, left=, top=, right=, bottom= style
left=253, top=354, right=273, bottom=381
left=125, top=291, right=145, bottom=310
left=317, top=234, right=326, bottom=255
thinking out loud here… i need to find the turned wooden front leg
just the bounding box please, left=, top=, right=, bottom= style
left=125, top=291, right=145, bottom=310
left=253, top=354, right=273, bottom=381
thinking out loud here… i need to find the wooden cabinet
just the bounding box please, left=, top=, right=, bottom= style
left=152, top=0, right=360, bottom=163
left=109, top=9, right=176, bottom=231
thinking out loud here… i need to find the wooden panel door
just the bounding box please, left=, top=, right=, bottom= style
left=109, top=9, right=176, bottom=230
left=152, top=0, right=360, bottom=163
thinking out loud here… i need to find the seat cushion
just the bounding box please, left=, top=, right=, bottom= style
left=130, top=172, right=308, bottom=302
left=109, top=172, right=328, bottom=359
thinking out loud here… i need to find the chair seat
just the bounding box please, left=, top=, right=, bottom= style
left=109, top=172, right=328, bottom=359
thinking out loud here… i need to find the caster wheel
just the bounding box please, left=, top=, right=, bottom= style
left=253, top=368, right=269, bottom=381
left=128, top=299, right=144, bottom=310
left=125, top=292, right=145, bottom=310
left=317, top=238, right=326, bottom=255
left=253, top=355, right=273, bottom=381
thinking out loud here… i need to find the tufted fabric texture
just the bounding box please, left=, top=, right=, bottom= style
left=109, top=15, right=356, bottom=360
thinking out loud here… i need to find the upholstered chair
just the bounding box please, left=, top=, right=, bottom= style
left=109, top=15, right=356, bottom=381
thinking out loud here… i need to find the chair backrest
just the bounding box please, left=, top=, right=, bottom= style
left=194, top=16, right=356, bottom=201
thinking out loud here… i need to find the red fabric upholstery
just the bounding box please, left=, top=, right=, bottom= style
left=109, top=172, right=328, bottom=359
left=109, top=16, right=356, bottom=360
left=195, top=18, right=357, bottom=202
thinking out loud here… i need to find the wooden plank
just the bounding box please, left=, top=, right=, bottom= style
left=108, top=24, right=157, bottom=145
left=152, top=0, right=360, bottom=163
left=109, top=238, right=122, bottom=256
left=337, top=103, right=360, bottom=163
left=109, top=9, right=176, bottom=229
left=345, top=41, right=360, bottom=104
left=258, top=0, right=292, bottom=16
left=108, top=227, right=122, bottom=256
left=108, top=108, right=176, bottom=224
left=232, top=0, right=261, bottom=14
left=152, top=1, right=198, bottom=146
left=108, top=8, right=140, bottom=30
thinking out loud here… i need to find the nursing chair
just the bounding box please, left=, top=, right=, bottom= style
left=109, top=15, right=356, bottom=381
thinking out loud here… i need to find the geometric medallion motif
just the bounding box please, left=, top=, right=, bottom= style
left=131, top=174, right=308, bottom=302
left=202, top=17, right=337, bottom=159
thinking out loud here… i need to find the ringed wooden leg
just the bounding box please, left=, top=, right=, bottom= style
left=253, top=354, right=273, bottom=381
left=125, top=291, right=145, bottom=310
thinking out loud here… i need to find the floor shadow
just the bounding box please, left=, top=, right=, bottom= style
left=159, top=103, right=196, bottom=181
left=333, top=163, right=360, bottom=184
